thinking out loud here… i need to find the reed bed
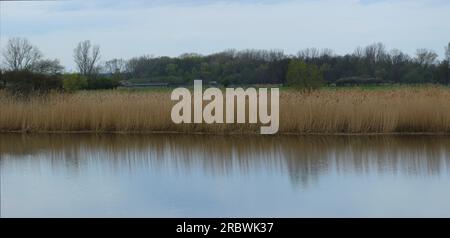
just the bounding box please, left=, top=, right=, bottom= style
left=1, top=87, right=450, bottom=134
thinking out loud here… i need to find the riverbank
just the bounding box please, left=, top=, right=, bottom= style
left=1, top=86, right=450, bottom=134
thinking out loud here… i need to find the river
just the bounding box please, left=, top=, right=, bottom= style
left=1, top=134, right=449, bottom=217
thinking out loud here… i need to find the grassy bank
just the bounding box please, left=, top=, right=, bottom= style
left=1, top=87, right=450, bottom=134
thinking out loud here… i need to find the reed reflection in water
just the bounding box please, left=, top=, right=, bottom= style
left=1, top=134, right=450, bottom=217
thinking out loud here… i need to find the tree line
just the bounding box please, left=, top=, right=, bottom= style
left=1, top=37, right=449, bottom=94
left=0, top=38, right=119, bottom=94
left=122, top=42, right=450, bottom=88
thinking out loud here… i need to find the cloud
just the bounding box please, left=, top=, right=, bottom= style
left=1, top=0, right=449, bottom=71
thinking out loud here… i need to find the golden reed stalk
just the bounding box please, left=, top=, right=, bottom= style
left=1, top=87, right=450, bottom=134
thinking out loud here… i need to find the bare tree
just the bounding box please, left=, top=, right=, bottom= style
left=298, top=48, right=334, bottom=60
left=415, top=49, right=438, bottom=66
left=2, top=37, right=42, bottom=71
left=445, top=41, right=450, bottom=61
left=73, top=40, right=100, bottom=77
left=353, top=46, right=364, bottom=58
left=31, top=59, right=64, bottom=74
left=321, top=48, right=334, bottom=57
left=298, top=48, right=320, bottom=60
left=389, top=49, right=410, bottom=65
left=104, top=58, right=126, bottom=74
left=364, top=42, right=386, bottom=63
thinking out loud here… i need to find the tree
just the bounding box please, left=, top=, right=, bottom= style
left=166, top=63, right=178, bottom=76
left=387, top=49, right=410, bottom=83
left=298, top=48, right=320, bottom=60
left=298, top=48, right=334, bottom=61
left=286, top=60, right=324, bottom=91
left=415, top=49, right=438, bottom=67
left=2, top=70, right=62, bottom=95
left=357, top=43, right=387, bottom=76
left=30, top=59, right=64, bottom=74
left=104, top=58, right=126, bottom=74
left=73, top=40, right=100, bottom=78
left=0, top=69, right=5, bottom=88
left=104, top=58, right=126, bottom=82
left=2, top=37, right=42, bottom=71
left=365, top=42, right=387, bottom=63
left=445, top=41, right=450, bottom=62
left=438, top=60, right=449, bottom=85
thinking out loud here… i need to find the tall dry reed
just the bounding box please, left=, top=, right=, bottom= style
left=1, top=87, right=450, bottom=134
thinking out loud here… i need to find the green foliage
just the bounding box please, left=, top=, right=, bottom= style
left=4, top=42, right=450, bottom=92
left=401, top=66, right=435, bottom=84
left=0, top=70, right=5, bottom=89
left=111, top=72, right=124, bottom=83
left=63, top=74, right=88, bottom=92
left=165, top=63, right=178, bottom=76
left=87, top=76, right=120, bottom=90
left=286, top=60, right=324, bottom=90
left=401, top=69, right=422, bottom=84
left=125, top=50, right=288, bottom=86
left=63, top=74, right=120, bottom=91
left=122, top=44, right=446, bottom=87
left=437, top=60, right=449, bottom=85
left=2, top=70, right=63, bottom=95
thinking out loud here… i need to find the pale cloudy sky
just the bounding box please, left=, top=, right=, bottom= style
left=1, top=0, right=449, bottom=71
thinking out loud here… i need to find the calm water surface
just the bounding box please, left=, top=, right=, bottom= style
left=1, top=134, right=450, bottom=217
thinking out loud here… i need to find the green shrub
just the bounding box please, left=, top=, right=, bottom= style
left=87, top=76, right=120, bottom=90
left=2, top=70, right=63, bottom=95
left=63, top=74, right=88, bottom=92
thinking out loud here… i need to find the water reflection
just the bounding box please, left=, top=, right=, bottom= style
left=1, top=134, right=450, bottom=217
left=1, top=134, right=449, bottom=183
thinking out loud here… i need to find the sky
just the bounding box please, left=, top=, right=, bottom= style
left=1, top=0, right=450, bottom=71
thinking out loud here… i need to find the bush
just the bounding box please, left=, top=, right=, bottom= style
left=87, top=76, right=120, bottom=90
left=2, top=70, right=63, bottom=95
left=63, top=74, right=88, bottom=92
